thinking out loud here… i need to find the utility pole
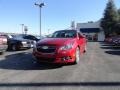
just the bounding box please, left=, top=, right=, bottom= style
left=71, top=21, right=75, bottom=30
left=48, top=29, right=50, bottom=35
left=35, top=2, right=45, bottom=39
left=24, top=26, right=28, bottom=35
left=20, top=24, right=24, bottom=34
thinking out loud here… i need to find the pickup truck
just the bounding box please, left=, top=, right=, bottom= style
left=0, top=35, right=8, bottom=54
left=33, top=30, right=87, bottom=64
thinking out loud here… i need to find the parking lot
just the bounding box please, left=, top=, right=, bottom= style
left=0, top=42, right=120, bottom=90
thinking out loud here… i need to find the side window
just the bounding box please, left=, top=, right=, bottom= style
left=27, top=36, right=31, bottom=39
left=30, top=36, right=37, bottom=40
left=23, top=36, right=29, bottom=39
left=25, top=35, right=37, bottom=40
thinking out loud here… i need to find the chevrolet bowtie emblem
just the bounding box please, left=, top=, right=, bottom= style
left=42, top=46, right=48, bottom=49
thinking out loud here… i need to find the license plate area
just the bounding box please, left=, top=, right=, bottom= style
left=40, top=53, right=55, bottom=58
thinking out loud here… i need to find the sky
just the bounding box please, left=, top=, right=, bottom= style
left=0, top=0, right=120, bottom=35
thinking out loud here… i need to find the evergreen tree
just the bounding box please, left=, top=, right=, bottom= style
left=118, top=9, right=120, bottom=21
left=115, top=9, right=120, bottom=35
left=101, top=0, right=119, bottom=37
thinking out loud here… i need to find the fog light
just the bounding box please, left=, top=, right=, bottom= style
left=61, top=56, right=72, bottom=61
left=62, top=57, right=66, bottom=61
left=66, top=57, right=70, bottom=60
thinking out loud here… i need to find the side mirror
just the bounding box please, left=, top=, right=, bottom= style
left=79, top=35, right=85, bottom=38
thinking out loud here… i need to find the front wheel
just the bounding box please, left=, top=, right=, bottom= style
left=0, top=52, right=4, bottom=55
left=74, top=47, right=80, bottom=64
left=84, top=45, right=87, bottom=53
left=11, top=45, right=17, bottom=51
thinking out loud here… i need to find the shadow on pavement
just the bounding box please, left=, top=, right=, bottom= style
left=6, top=48, right=30, bottom=52
left=0, top=82, right=120, bottom=87
left=105, top=51, right=120, bottom=55
left=101, top=46, right=120, bottom=50
left=0, top=52, right=62, bottom=70
left=99, top=42, right=120, bottom=55
left=99, top=42, right=113, bottom=45
left=101, top=44, right=114, bottom=46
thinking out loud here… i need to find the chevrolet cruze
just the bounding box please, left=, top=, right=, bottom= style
left=33, top=30, right=87, bottom=64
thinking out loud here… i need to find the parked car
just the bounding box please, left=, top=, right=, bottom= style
left=20, top=34, right=40, bottom=47
left=112, top=36, right=120, bottom=46
left=22, top=34, right=39, bottom=41
left=33, top=30, right=87, bottom=64
left=0, top=35, right=8, bottom=54
left=1, top=34, right=32, bottom=51
left=86, top=35, right=92, bottom=41
left=104, top=37, right=111, bottom=42
left=105, top=36, right=116, bottom=43
left=104, top=36, right=120, bottom=46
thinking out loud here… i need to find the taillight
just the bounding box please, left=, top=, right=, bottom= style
left=2, top=38, right=7, bottom=44
left=3, top=38, right=7, bottom=42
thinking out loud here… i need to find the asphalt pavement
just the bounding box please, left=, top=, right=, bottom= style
left=0, top=42, right=120, bottom=90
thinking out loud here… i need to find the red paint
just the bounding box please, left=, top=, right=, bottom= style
left=33, top=30, right=87, bottom=64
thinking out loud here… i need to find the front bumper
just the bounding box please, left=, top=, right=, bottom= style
left=20, top=43, right=31, bottom=48
left=33, top=48, right=76, bottom=64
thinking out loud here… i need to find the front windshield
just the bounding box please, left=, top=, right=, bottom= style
left=52, top=30, right=77, bottom=38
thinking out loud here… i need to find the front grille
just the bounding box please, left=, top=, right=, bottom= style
left=37, top=45, right=56, bottom=53
left=37, top=57, right=55, bottom=62
left=27, top=41, right=31, bottom=44
left=31, top=41, right=34, bottom=44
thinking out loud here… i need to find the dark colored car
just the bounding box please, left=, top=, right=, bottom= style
left=0, top=35, right=8, bottom=54
left=19, top=34, right=40, bottom=48
left=112, top=36, right=120, bottom=46
left=2, top=34, right=32, bottom=51
left=33, top=30, right=87, bottom=64
left=22, top=34, right=39, bottom=41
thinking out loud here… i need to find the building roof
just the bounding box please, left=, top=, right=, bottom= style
left=76, top=21, right=101, bottom=30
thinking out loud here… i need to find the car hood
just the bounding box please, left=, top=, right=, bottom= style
left=37, top=38, right=75, bottom=46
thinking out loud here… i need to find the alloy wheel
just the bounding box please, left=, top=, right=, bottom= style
left=75, top=47, right=80, bottom=64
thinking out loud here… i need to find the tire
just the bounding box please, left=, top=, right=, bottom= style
left=0, top=52, right=3, bottom=55
left=84, top=45, right=87, bottom=53
left=11, top=45, right=17, bottom=51
left=74, top=47, right=80, bottom=64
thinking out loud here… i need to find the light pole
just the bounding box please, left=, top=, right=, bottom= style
left=35, top=2, right=45, bottom=38
left=20, top=24, right=24, bottom=34
left=24, top=26, right=28, bottom=35
left=48, top=29, right=50, bottom=35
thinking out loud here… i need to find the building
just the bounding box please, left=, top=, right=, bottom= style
left=76, top=21, right=105, bottom=41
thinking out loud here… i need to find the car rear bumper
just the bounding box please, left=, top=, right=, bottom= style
left=0, top=45, right=8, bottom=52
left=32, top=49, right=76, bottom=64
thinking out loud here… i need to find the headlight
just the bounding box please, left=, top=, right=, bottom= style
left=60, top=42, right=74, bottom=50
left=22, top=42, right=27, bottom=44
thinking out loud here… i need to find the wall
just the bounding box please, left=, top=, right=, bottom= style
left=76, top=21, right=105, bottom=41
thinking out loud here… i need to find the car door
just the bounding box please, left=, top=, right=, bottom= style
left=77, top=32, right=86, bottom=53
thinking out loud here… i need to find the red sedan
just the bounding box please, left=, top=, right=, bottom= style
left=33, top=30, right=87, bottom=64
